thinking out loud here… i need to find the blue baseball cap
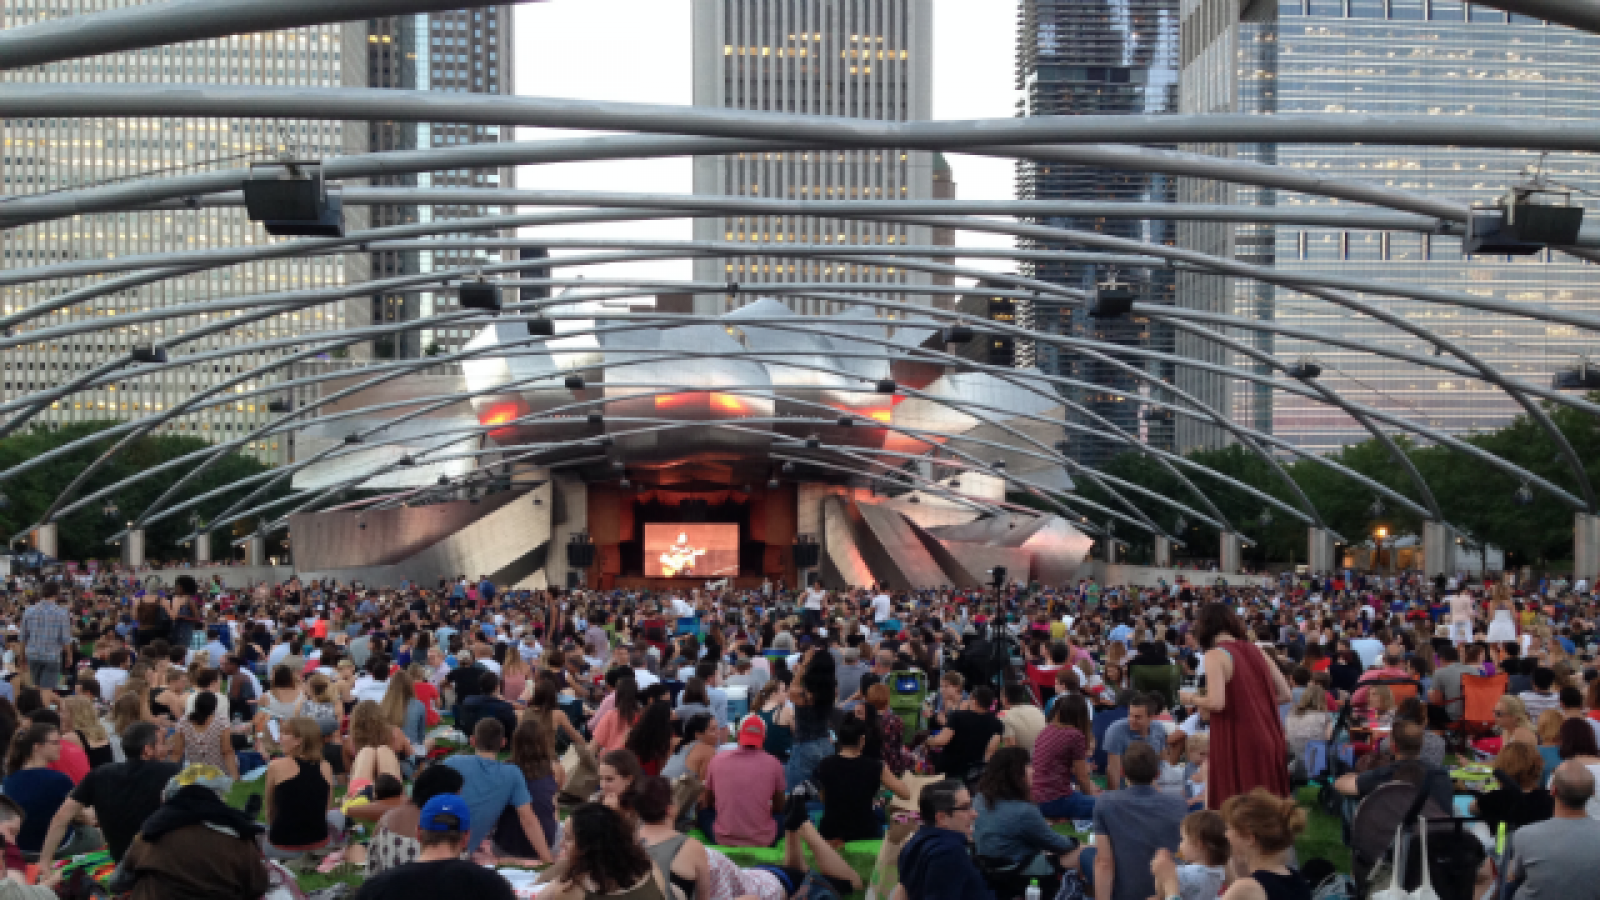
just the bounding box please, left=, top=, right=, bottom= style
left=417, top=793, right=471, bottom=833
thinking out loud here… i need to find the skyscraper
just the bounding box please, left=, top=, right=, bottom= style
left=367, top=8, right=516, bottom=359
left=0, top=9, right=370, bottom=464
left=690, top=0, right=935, bottom=316
left=1016, top=0, right=1182, bottom=467
left=1178, top=0, right=1600, bottom=453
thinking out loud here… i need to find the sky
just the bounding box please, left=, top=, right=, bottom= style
left=511, top=0, right=1021, bottom=289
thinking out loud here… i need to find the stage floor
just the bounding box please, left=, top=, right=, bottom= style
left=608, top=576, right=767, bottom=592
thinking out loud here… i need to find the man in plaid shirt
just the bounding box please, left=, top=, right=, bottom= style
left=20, top=581, right=72, bottom=690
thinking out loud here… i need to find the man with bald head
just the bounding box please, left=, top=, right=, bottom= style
left=1509, top=760, right=1600, bottom=898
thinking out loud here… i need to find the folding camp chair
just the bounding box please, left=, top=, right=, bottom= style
left=1129, top=664, right=1181, bottom=710
left=1447, top=672, right=1507, bottom=753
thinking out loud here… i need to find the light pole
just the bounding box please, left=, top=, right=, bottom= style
left=1374, top=526, right=1389, bottom=577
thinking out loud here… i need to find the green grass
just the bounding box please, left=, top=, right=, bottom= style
left=220, top=769, right=1350, bottom=895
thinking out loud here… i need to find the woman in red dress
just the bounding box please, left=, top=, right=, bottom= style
left=1185, top=603, right=1293, bottom=809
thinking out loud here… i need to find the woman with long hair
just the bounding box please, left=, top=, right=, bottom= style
left=1184, top=603, right=1292, bottom=809
left=110, top=692, right=150, bottom=739
left=262, top=717, right=342, bottom=857
left=1032, top=692, right=1098, bottom=820
left=623, top=701, right=675, bottom=779
left=1495, top=695, right=1538, bottom=748
left=786, top=646, right=837, bottom=790
left=406, top=663, right=441, bottom=729
left=753, top=677, right=795, bottom=763
left=537, top=803, right=671, bottom=900
left=5, top=723, right=101, bottom=858
left=501, top=643, right=532, bottom=711
left=345, top=700, right=408, bottom=798
left=379, top=670, right=426, bottom=747
left=661, top=713, right=718, bottom=785
left=974, top=746, right=1080, bottom=888
left=60, top=695, right=114, bottom=770
left=590, top=676, right=641, bottom=754
left=596, top=748, right=645, bottom=819
left=522, top=676, right=587, bottom=754
left=491, top=718, right=563, bottom=865
left=1555, top=718, right=1600, bottom=819
left=170, top=690, right=238, bottom=780
left=863, top=683, right=911, bottom=776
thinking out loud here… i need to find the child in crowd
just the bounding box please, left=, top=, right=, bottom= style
left=1150, top=809, right=1230, bottom=900
left=1367, top=685, right=1396, bottom=728
left=1159, top=732, right=1210, bottom=810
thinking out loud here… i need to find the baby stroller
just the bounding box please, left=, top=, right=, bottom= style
left=1353, top=769, right=1486, bottom=900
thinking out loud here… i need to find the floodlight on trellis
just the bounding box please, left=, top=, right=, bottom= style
left=1553, top=358, right=1600, bottom=391
left=242, top=161, right=343, bottom=238
left=458, top=277, right=502, bottom=314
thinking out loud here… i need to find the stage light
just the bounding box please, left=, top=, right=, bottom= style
left=267, top=399, right=292, bottom=414
left=941, top=324, right=975, bottom=344
left=243, top=162, right=344, bottom=237
left=398, top=455, right=414, bottom=467
left=619, top=478, right=631, bottom=489
left=344, top=434, right=362, bottom=445
left=767, top=477, right=780, bottom=489
left=875, top=379, right=897, bottom=394
left=458, top=280, right=501, bottom=313
left=527, top=315, right=555, bottom=337
left=805, top=435, right=821, bottom=450
left=438, top=475, right=450, bottom=487
left=1553, top=361, right=1600, bottom=390
left=1089, top=282, right=1136, bottom=319
left=599, top=436, right=615, bottom=447
left=130, top=344, right=167, bottom=365
left=564, top=374, right=585, bottom=390
left=781, top=461, right=795, bottom=474
left=611, top=461, right=626, bottom=472
left=1288, top=361, right=1322, bottom=380
left=587, top=412, right=604, bottom=425
left=837, top=416, right=854, bottom=427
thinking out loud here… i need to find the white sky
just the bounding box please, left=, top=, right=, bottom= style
left=511, top=0, right=1021, bottom=289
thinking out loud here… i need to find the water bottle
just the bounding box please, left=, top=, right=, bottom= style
left=1024, top=880, right=1041, bottom=900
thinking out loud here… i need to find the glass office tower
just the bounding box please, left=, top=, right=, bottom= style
left=1181, top=0, right=1600, bottom=453
left=1018, top=0, right=1182, bottom=467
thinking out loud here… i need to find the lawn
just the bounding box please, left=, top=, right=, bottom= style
left=221, top=778, right=1351, bottom=895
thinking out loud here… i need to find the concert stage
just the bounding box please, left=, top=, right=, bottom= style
left=285, top=298, right=1094, bottom=590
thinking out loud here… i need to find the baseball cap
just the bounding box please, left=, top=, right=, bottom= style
left=418, top=793, right=472, bottom=833
left=737, top=714, right=767, bottom=748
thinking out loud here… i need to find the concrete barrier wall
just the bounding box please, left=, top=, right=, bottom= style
left=140, top=565, right=295, bottom=589
left=1079, top=561, right=1276, bottom=590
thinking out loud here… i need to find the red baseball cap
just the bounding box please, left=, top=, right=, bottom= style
left=737, top=714, right=766, bottom=748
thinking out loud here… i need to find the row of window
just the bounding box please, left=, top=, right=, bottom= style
left=1282, top=0, right=1545, bottom=22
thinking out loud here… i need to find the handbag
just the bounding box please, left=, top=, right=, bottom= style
left=1367, top=825, right=1409, bottom=900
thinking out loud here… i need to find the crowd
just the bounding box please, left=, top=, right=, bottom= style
left=0, top=567, right=1587, bottom=899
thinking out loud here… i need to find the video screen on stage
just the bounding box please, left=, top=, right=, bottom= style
left=644, top=523, right=740, bottom=579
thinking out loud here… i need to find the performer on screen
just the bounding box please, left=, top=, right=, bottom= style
left=659, top=531, right=708, bottom=577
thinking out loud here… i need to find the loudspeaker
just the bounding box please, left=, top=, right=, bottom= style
left=566, top=571, right=580, bottom=589
left=991, top=566, right=1007, bottom=588
left=793, top=542, right=820, bottom=569
left=566, top=538, right=596, bottom=569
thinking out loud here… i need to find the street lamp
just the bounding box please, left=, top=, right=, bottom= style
left=1374, top=526, right=1389, bottom=576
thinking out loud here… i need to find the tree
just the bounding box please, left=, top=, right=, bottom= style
left=0, top=422, right=289, bottom=564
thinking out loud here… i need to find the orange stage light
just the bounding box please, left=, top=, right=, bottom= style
left=479, top=403, right=521, bottom=427
left=710, top=392, right=747, bottom=413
